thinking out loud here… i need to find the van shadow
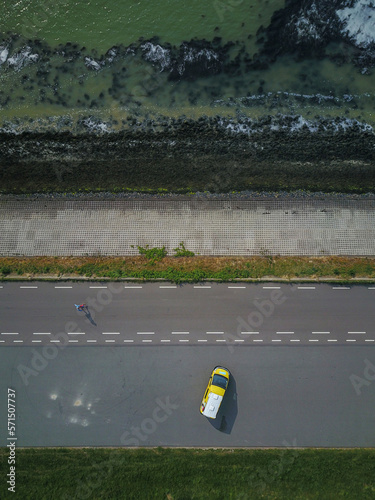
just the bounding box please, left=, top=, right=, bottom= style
left=208, top=376, right=238, bottom=434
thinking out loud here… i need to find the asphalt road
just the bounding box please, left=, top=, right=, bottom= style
left=1, top=282, right=375, bottom=345
left=1, top=282, right=375, bottom=447
left=1, top=345, right=375, bottom=447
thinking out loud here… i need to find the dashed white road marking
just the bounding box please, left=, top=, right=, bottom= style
left=277, top=331, right=294, bottom=334
left=179, top=339, right=189, bottom=342
left=298, top=286, right=316, bottom=289
left=67, top=332, right=85, bottom=335
left=263, top=286, right=280, bottom=289
left=206, top=331, right=224, bottom=335
left=20, top=286, right=38, bottom=289
left=346, top=339, right=357, bottom=342
left=142, top=339, right=152, bottom=343
left=348, top=332, right=366, bottom=334
left=272, top=339, right=282, bottom=342
left=32, top=340, right=42, bottom=343
left=309, top=339, right=319, bottom=342
left=365, top=339, right=375, bottom=342
left=137, top=332, right=155, bottom=335
left=123, top=340, right=134, bottom=343
left=241, top=331, right=259, bottom=335
left=216, top=339, right=226, bottom=342
left=160, top=340, right=171, bottom=343
left=290, top=339, right=300, bottom=342
left=1, top=332, right=18, bottom=335
left=235, top=339, right=244, bottom=342
left=332, top=287, right=350, bottom=290
left=50, top=340, right=60, bottom=343
left=68, top=340, right=79, bottom=343
left=55, top=286, right=73, bottom=288
left=125, top=286, right=142, bottom=288
left=102, top=332, right=120, bottom=335
left=87, top=340, right=97, bottom=343
left=13, top=340, right=23, bottom=343
left=228, top=286, right=246, bottom=289
left=194, top=286, right=211, bottom=289
left=105, top=340, right=115, bottom=343
left=368, top=287, right=375, bottom=289
left=198, top=339, right=207, bottom=342
left=33, top=332, right=51, bottom=335
left=253, top=339, right=263, bottom=342
left=159, top=286, right=177, bottom=289
left=0, top=340, right=4, bottom=343
left=90, top=286, right=107, bottom=289
left=172, top=332, right=189, bottom=335
left=312, top=332, right=330, bottom=334
left=327, top=339, right=337, bottom=342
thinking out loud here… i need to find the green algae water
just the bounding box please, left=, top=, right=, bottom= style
left=2, top=0, right=375, bottom=130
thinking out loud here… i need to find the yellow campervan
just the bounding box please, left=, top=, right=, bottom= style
left=199, top=366, right=230, bottom=419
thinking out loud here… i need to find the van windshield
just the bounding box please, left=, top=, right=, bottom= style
left=212, top=374, right=228, bottom=390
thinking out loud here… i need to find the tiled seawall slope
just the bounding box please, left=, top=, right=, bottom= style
left=1, top=198, right=375, bottom=256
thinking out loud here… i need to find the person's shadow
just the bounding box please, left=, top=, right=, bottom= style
left=84, top=306, right=97, bottom=326
left=208, top=375, right=238, bottom=434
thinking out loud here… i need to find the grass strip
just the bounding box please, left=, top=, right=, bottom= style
left=0, top=256, right=375, bottom=283
left=1, top=448, right=375, bottom=499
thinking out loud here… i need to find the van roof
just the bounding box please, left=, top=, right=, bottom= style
left=201, top=392, right=223, bottom=418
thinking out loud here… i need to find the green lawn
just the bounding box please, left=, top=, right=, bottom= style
left=1, top=448, right=375, bottom=499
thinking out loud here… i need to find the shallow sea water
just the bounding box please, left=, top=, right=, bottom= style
left=1, top=0, right=375, bottom=127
